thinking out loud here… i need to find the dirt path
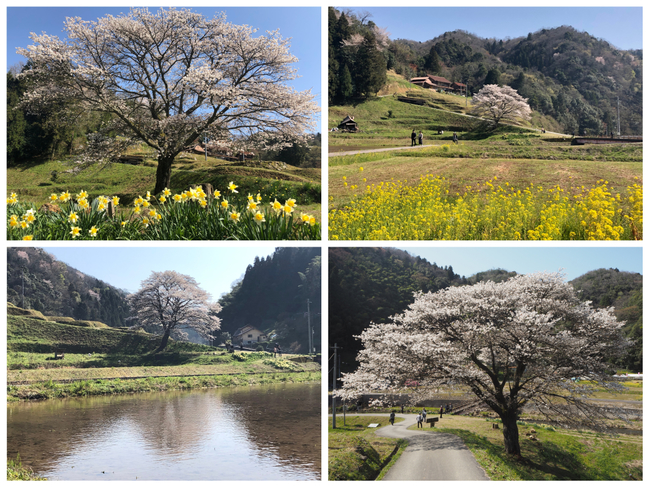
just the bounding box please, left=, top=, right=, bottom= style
left=329, top=144, right=439, bottom=157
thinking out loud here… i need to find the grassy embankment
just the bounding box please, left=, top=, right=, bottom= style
left=328, top=416, right=407, bottom=481
left=329, top=70, right=563, bottom=153
left=7, top=144, right=321, bottom=220
left=7, top=306, right=320, bottom=402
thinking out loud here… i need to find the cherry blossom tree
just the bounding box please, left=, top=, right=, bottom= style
left=470, top=84, right=532, bottom=128
left=17, top=8, right=318, bottom=194
left=128, top=270, right=221, bottom=352
left=338, top=272, right=627, bottom=457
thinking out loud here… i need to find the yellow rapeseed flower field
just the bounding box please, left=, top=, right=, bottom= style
left=328, top=175, right=642, bottom=241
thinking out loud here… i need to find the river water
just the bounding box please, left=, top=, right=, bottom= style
left=7, top=382, right=320, bottom=480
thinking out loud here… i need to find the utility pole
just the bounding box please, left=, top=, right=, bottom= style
left=21, top=266, right=25, bottom=309
left=616, top=97, right=621, bottom=137
left=306, top=299, right=312, bottom=355
left=331, top=343, right=341, bottom=428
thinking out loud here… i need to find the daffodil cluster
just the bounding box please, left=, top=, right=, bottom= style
left=8, top=181, right=320, bottom=240
left=328, top=175, right=642, bottom=241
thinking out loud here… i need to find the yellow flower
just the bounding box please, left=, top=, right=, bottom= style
left=308, top=216, right=316, bottom=226
left=228, top=181, right=238, bottom=193
left=156, top=213, right=162, bottom=220
left=60, top=191, right=71, bottom=202
left=163, top=188, right=172, bottom=197
left=199, top=199, right=207, bottom=208
left=283, top=204, right=293, bottom=215
left=121, top=221, right=127, bottom=227
left=256, top=193, right=262, bottom=202
left=286, top=198, right=297, bottom=208
left=135, top=197, right=144, bottom=206
left=301, top=213, right=311, bottom=223
left=148, top=209, right=157, bottom=218
left=254, top=211, right=266, bottom=224
left=20, top=220, right=29, bottom=229
left=112, top=196, right=120, bottom=206
left=214, top=190, right=221, bottom=199
left=142, top=200, right=150, bottom=208
left=70, top=226, right=81, bottom=238
left=9, top=215, right=19, bottom=227
left=271, top=199, right=283, bottom=213
left=25, top=213, right=36, bottom=223
left=247, top=201, right=258, bottom=211
left=146, top=191, right=151, bottom=201
left=359, top=167, right=364, bottom=172
left=134, top=205, right=142, bottom=214
left=159, top=195, right=167, bottom=204
left=68, top=211, right=79, bottom=223
left=76, top=190, right=88, bottom=199
left=142, top=217, right=151, bottom=227
left=49, top=193, right=58, bottom=202
left=173, top=194, right=182, bottom=202
left=247, top=193, right=254, bottom=202
left=221, top=199, right=229, bottom=209
left=22, top=235, right=34, bottom=241
left=89, top=226, right=98, bottom=238
left=78, top=198, right=89, bottom=209
left=229, top=211, right=240, bottom=222
left=98, top=203, right=106, bottom=212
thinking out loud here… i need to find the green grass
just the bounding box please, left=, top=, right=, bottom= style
left=8, top=370, right=321, bottom=402
left=7, top=456, right=47, bottom=481
left=7, top=149, right=321, bottom=210
left=328, top=416, right=407, bottom=481
left=431, top=416, right=642, bottom=480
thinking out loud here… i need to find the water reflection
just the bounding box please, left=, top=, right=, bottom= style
left=7, top=382, right=320, bottom=480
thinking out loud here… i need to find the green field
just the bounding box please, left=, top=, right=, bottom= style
left=7, top=146, right=321, bottom=218
left=7, top=306, right=321, bottom=402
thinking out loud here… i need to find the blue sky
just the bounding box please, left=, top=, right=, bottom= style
left=41, top=246, right=290, bottom=296
left=346, top=7, right=642, bottom=50
left=395, top=246, right=642, bottom=281
left=7, top=7, right=321, bottom=131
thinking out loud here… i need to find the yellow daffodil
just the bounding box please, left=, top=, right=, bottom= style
left=9, top=215, right=19, bottom=227
left=229, top=211, right=240, bottom=222
left=253, top=211, right=266, bottom=224
left=163, top=188, right=172, bottom=197
left=49, top=194, right=58, bottom=202
left=89, top=226, right=98, bottom=237
left=112, top=196, right=120, bottom=206
left=60, top=191, right=71, bottom=202
left=68, top=211, right=79, bottom=223
left=70, top=226, right=81, bottom=238
left=22, top=235, right=34, bottom=241
left=221, top=199, right=229, bottom=209
left=228, top=181, right=238, bottom=193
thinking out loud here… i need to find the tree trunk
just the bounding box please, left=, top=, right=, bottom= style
left=155, top=329, right=171, bottom=353
left=154, top=155, right=174, bottom=195
left=500, top=410, right=521, bottom=456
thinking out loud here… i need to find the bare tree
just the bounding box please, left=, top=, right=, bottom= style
left=17, top=8, right=318, bottom=194
left=128, top=270, right=221, bottom=352
left=338, top=272, right=628, bottom=457
left=470, top=84, right=532, bottom=128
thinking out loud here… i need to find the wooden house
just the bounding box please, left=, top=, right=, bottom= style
left=338, top=115, right=359, bottom=132
left=233, top=325, right=268, bottom=346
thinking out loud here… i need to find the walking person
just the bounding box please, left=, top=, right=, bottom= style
left=411, top=129, right=417, bottom=146
left=390, top=411, right=395, bottom=426
left=422, top=408, right=427, bottom=423
left=439, top=406, right=443, bottom=419
left=417, top=413, right=423, bottom=428
left=452, top=132, right=458, bottom=144
left=418, top=131, right=423, bottom=145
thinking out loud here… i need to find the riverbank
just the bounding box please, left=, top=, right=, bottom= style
left=8, top=370, right=321, bottom=402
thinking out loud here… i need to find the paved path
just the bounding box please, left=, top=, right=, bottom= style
left=337, top=413, right=489, bottom=480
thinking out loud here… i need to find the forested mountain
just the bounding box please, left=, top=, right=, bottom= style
left=7, top=248, right=130, bottom=327
left=570, top=268, right=642, bottom=371
left=329, top=247, right=463, bottom=373
left=329, top=8, right=642, bottom=135
left=217, top=247, right=321, bottom=353
left=329, top=249, right=642, bottom=376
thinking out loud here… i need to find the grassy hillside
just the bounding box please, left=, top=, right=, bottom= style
left=7, top=145, right=321, bottom=214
